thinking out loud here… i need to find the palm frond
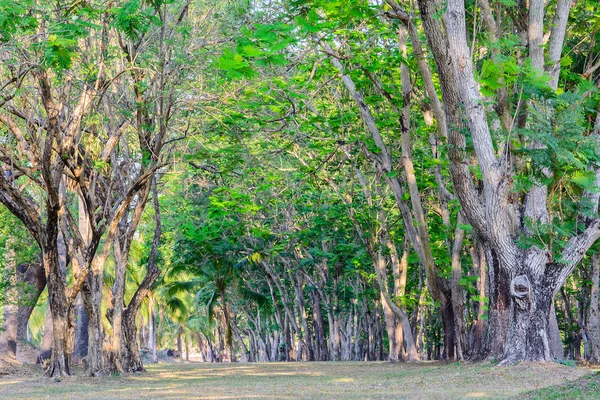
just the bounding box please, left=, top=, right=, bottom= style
left=239, top=286, right=273, bottom=314
left=206, top=290, right=217, bottom=326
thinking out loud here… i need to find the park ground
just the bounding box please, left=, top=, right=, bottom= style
left=0, top=360, right=599, bottom=399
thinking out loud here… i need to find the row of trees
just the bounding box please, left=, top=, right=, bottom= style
left=1, top=0, right=600, bottom=377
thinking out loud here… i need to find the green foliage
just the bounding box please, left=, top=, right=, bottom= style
left=111, top=0, right=162, bottom=41
left=0, top=0, right=37, bottom=41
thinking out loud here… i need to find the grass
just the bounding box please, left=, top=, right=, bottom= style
left=518, top=371, right=600, bottom=399
left=0, top=360, right=593, bottom=399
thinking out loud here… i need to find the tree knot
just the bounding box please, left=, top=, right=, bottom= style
left=510, top=275, right=531, bottom=309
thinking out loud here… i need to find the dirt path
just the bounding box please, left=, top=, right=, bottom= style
left=0, top=361, right=592, bottom=399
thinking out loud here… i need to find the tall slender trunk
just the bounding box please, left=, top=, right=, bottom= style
left=149, top=294, right=157, bottom=363
left=72, top=294, right=88, bottom=363
left=310, top=290, right=327, bottom=361
left=121, top=177, right=162, bottom=372
left=81, top=264, right=104, bottom=376
left=549, top=303, right=564, bottom=360
left=588, top=254, right=600, bottom=363
left=185, top=331, right=189, bottom=361
left=0, top=237, right=17, bottom=360
left=294, top=272, right=312, bottom=361
left=470, top=241, right=487, bottom=359
left=177, top=327, right=183, bottom=357
left=108, top=241, right=127, bottom=372
left=451, top=214, right=467, bottom=360
left=73, top=195, right=90, bottom=365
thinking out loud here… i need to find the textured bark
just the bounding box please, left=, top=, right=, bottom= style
left=0, top=238, right=17, bottom=360
left=121, top=178, right=162, bottom=372
left=72, top=295, right=89, bottom=363
left=310, top=290, right=328, bottom=361
left=293, top=272, right=313, bottom=361
left=469, top=242, right=487, bottom=359
left=588, top=254, right=600, bottom=363
left=547, top=0, right=573, bottom=90
left=548, top=303, right=564, bottom=360
left=501, top=265, right=558, bottom=362
left=148, top=294, right=158, bottom=364
left=44, top=248, right=72, bottom=377
left=415, top=0, right=599, bottom=363
left=451, top=214, right=467, bottom=360
left=81, top=268, right=104, bottom=376
left=108, top=241, right=127, bottom=373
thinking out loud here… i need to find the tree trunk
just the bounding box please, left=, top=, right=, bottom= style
left=149, top=294, right=157, bottom=363
left=72, top=293, right=89, bottom=363
left=469, top=241, right=487, bottom=359
left=16, top=262, right=46, bottom=343
left=548, top=303, right=564, bottom=360
left=500, top=255, right=563, bottom=363
left=120, top=178, right=162, bottom=372
left=81, top=269, right=104, bottom=376
left=0, top=237, right=17, bottom=360
left=177, top=327, right=183, bottom=358
left=310, top=290, right=327, bottom=361
left=380, top=291, right=400, bottom=361
left=185, top=331, right=189, bottom=362
left=451, top=215, right=467, bottom=360
left=294, top=272, right=313, bottom=361
left=108, top=241, right=127, bottom=373
left=44, top=235, right=73, bottom=378
left=588, top=254, right=600, bottom=363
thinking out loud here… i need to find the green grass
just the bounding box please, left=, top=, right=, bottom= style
left=0, top=361, right=593, bottom=399
left=518, top=372, right=600, bottom=399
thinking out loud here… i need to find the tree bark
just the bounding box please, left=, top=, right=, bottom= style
left=451, top=214, right=467, bottom=360
left=588, top=254, right=600, bottom=363
left=0, top=237, right=17, bottom=360
left=72, top=293, right=88, bottom=363
left=16, top=262, right=46, bottom=343
left=121, top=178, right=162, bottom=372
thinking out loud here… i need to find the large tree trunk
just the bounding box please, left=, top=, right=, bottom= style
left=501, top=271, right=556, bottom=362
left=81, top=268, right=104, bottom=376
left=107, top=241, right=127, bottom=373
left=414, top=0, right=591, bottom=364
left=44, top=247, right=73, bottom=377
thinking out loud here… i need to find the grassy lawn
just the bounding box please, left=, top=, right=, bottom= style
left=0, top=361, right=594, bottom=399
left=519, top=372, right=600, bottom=399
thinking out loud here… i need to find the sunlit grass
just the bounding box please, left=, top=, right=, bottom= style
left=0, top=361, right=593, bottom=399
